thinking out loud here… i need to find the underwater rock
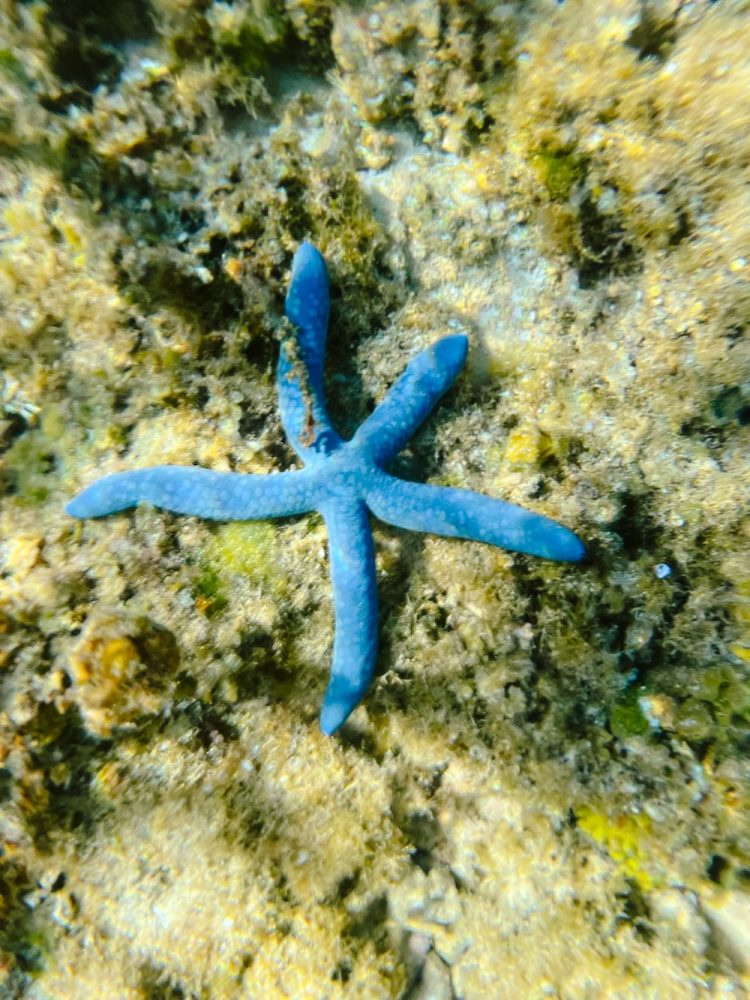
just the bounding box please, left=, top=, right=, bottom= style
left=67, top=610, right=179, bottom=737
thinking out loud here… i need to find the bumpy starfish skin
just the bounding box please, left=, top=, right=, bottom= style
left=67, top=242, right=585, bottom=734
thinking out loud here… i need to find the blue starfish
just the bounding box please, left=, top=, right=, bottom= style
left=67, top=242, right=585, bottom=734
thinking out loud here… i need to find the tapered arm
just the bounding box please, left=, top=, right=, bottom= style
left=278, top=241, right=342, bottom=463
left=365, top=472, right=586, bottom=562
left=66, top=466, right=322, bottom=521
left=319, top=499, right=379, bottom=734
left=353, top=335, right=468, bottom=467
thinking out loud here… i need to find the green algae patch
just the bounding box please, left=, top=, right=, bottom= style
left=192, top=565, right=229, bottom=618
left=202, top=521, right=286, bottom=600
left=530, top=148, right=583, bottom=202
left=675, top=665, right=750, bottom=747
left=609, top=688, right=650, bottom=740
left=3, top=404, right=78, bottom=506
left=4, top=431, right=55, bottom=505
left=193, top=520, right=290, bottom=619
left=0, top=47, right=27, bottom=85
left=208, top=2, right=286, bottom=74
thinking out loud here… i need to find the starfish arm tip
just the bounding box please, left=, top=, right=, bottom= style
left=516, top=509, right=586, bottom=562
left=66, top=499, right=90, bottom=519
left=319, top=688, right=356, bottom=735
left=65, top=474, right=134, bottom=518
left=551, top=529, right=586, bottom=562
left=320, top=670, right=374, bottom=734
left=65, top=498, right=85, bottom=518
left=291, top=239, right=325, bottom=279
left=434, top=333, right=469, bottom=373
left=284, top=241, right=329, bottom=334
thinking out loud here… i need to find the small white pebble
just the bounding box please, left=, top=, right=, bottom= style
left=655, top=563, right=671, bottom=579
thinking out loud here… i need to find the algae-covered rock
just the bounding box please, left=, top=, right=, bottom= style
left=67, top=610, right=179, bottom=737
left=1, top=0, right=749, bottom=996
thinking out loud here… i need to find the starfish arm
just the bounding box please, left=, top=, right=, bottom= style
left=352, top=335, right=468, bottom=466
left=366, top=473, right=586, bottom=562
left=66, top=466, right=321, bottom=521
left=279, top=241, right=342, bottom=462
left=319, top=499, right=379, bottom=734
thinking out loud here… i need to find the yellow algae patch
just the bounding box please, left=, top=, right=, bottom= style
left=0, top=535, right=42, bottom=581
left=578, top=807, right=658, bottom=891
left=203, top=521, right=286, bottom=598
left=504, top=425, right=554, bottom=466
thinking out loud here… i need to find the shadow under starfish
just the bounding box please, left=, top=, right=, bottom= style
left=67, top=242, right=585, bottom=734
